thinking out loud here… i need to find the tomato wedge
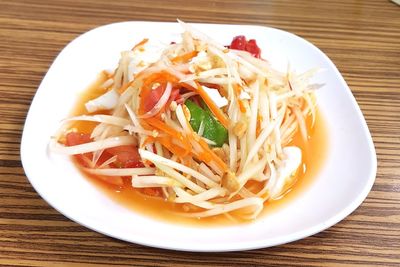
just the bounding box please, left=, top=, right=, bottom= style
left=105, top=145, right=144, bottom=168
left=65, top=133, right=143, bottom=168
left=141, top=85, right=181, bottom=113
left=142, top=83, right=165, bottom=113
left=65, top=132, right=92, bottom=167
left=65, top=132, right=127, bottom=186
left=66, top=132, right=91, bottom=146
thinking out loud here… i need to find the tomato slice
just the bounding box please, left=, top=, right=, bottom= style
left=65, top=132, right=127, bottom=186
left=125, top=161, right=145, bottom=168
left=141, top=79, right=182, bottom=112
left=105, top=145, right=143, bottom=168
left=170, top=88, right=180, bottom=102
left=65, top=133, right=143, bottom=169
left=66, top=132, right=91, bottom=146
left=65, top=132, right=92, bottom=167
left=142, top=83, right=165, bottom=113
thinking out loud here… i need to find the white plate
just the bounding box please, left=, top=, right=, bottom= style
left=21, top=21, right=377, bottom=252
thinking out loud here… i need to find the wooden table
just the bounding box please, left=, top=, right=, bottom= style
left=1, top=0, right=399, bottom=266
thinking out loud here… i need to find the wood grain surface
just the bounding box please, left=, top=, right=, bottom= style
left=1, top=0, right=399, bottom=266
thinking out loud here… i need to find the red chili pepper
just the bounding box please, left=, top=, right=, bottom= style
left=228, top=35, right=261, bottom=58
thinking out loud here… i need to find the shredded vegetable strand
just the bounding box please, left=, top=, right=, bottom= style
left=83, top=167, right=155, bottom=176
left=178, top=197, right=264, bottom=219
left=132, top=175, right=182, bottom=188
left=139, top=82, right=172, bottom=118
left=140, top=149, right=218, bottom=188
left=51, top=136, right=135, bottom=155
left=63, top=115, right=130, bottom=127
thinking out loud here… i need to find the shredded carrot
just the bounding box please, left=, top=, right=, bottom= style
left=139, top=119, right=152, bottom=131
left=132, top=38, right=149, bottom=51
left=143, top=135, right=189, bottom=157
left=146, top=117, right=181, bottom=139
left=196, top=135, right=228, bottom=171
left=181, top=156, right=191, bottom=167
left=197, top=151, right=213, bottom=163
left=141, top=71, right=179, bottom=88
left=157, top=136, right=188, bottom=157
left=232, top=84, right=246, bottom=113
left=237, top=99, right=246, bottom=113
left=180, top=111, right=227, bottom=171
left=142, top=136, right=155, bottom=148
left=134, top=65, right=179, bottom=85
left=135, top=64, right=178, bottom=84
left=181, top=82, right=230, bottom=129
left=233, top=84, right=242, bottom=95
left=142, top=73, right=161, bottom=87
left=159, top=71, right=180, bottom=83
left=146, top=117, right=191, bottom=152
left=196, top=82, right=230, bottom=129
left=256, top=114, right=262, bottom=137
left=171, top=51, right=198, bottom=64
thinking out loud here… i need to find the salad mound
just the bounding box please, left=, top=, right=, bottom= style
left=51, top=21, right=322, bottom=220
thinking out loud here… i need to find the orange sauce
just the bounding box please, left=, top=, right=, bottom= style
left=260, top=111, right=327, bottom=217
left=70, top=78, right=328, bottom=227
left=67, top=75, right=105, bottom=133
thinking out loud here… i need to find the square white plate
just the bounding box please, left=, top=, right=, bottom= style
left=21, top=21, right=376, bottom=252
